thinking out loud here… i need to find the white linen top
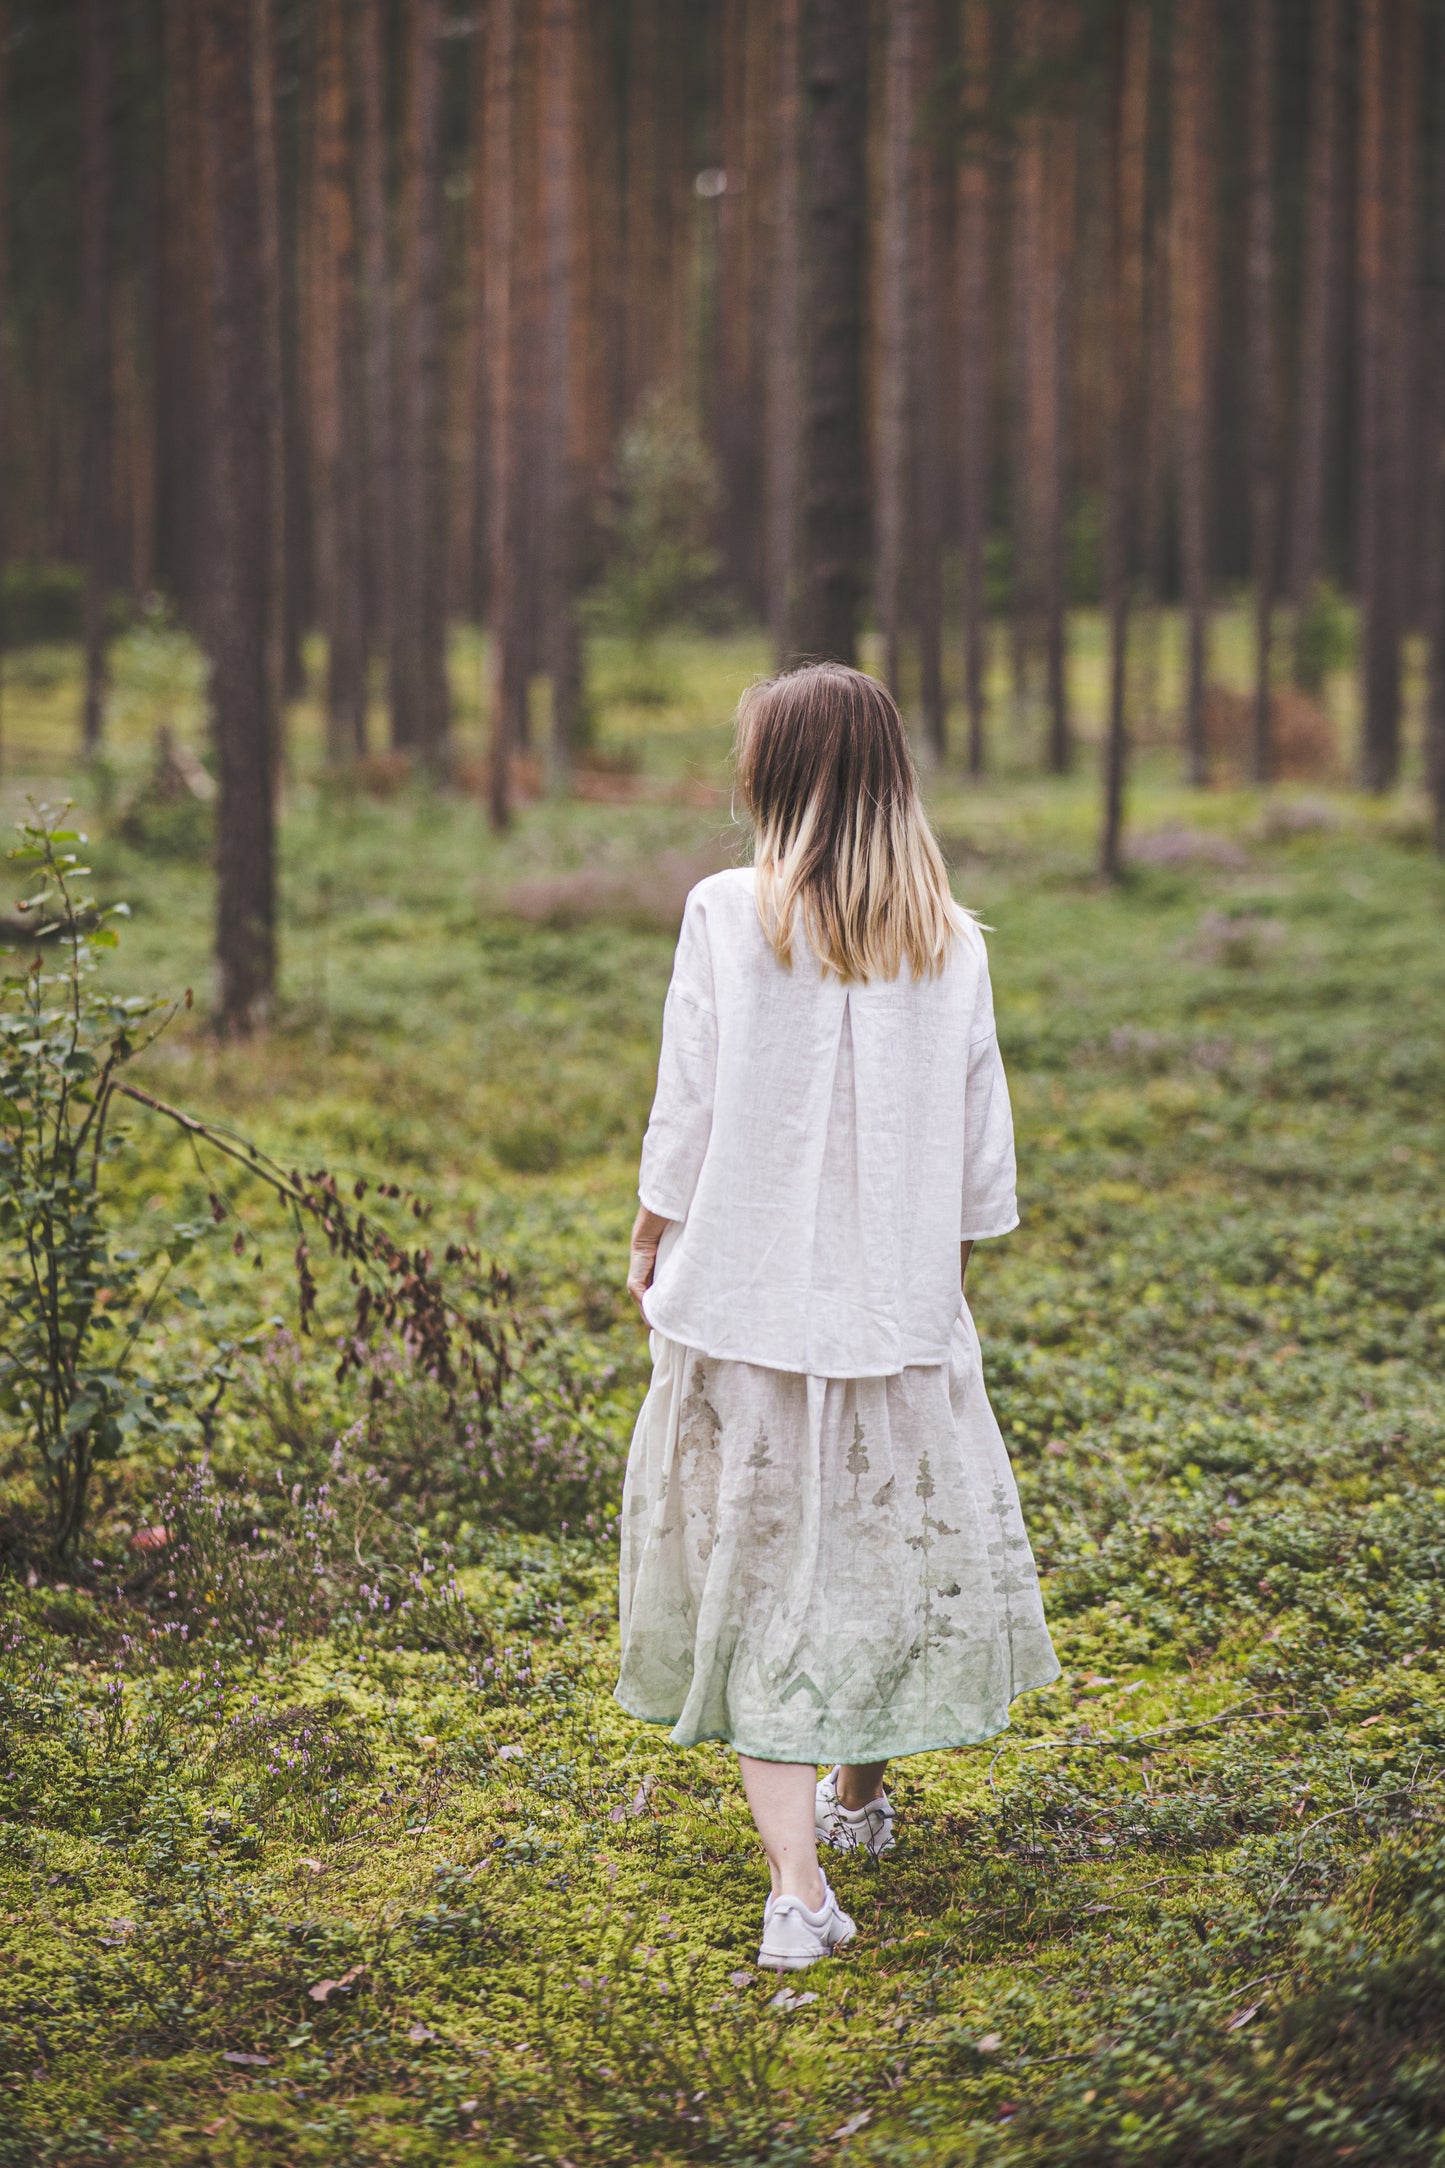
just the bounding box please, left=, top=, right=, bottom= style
left=637, top=867, right=1018, bottom=1377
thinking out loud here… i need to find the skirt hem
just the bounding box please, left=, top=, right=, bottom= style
left=612, top=1658, right=1063, bottom=1765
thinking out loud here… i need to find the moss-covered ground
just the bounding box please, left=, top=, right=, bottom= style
left=2, top=619, right=1444, bottom=2163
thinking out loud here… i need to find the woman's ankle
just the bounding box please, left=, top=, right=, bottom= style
left=836, top=1763, right=886, bottom=1812
left=776, top=1865, right=827, bottom=1910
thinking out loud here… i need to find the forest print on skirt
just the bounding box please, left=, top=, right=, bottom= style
left=616, top=1307, right=1060, bottom=1764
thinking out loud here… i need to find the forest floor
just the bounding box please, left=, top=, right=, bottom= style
left=2, top=620, right=1445, bottom=2165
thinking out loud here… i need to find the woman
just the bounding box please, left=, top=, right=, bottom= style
left=617, top=663, right=1058, bottom=1972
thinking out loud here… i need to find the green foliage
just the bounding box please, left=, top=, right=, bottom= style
left=0, top=811, right=205, bottom=1556
left=1292, top=578, right=1355, bottom=693
left=589, top=392, right=721, bottom=652
left=0, top=560, right=133, bottom=646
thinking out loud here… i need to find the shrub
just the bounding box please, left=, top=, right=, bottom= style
left=589, top=392, right=720, bottom=648
left=0, top=811, right=212, bottom=1556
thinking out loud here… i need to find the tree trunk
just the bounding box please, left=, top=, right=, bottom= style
left=485, top=0, right=526, bottom=826
left=913, top=0, right=946, bottom=761
left=795, top=0, right=868, bottom=666
left=1357, top=0, right=1402, bottom=793
left=81, top=0, right=114, bottom=754
left=1009, top=0, right=1044, bottom=715
left=717, top=0, right=768, bottom=614
left=1172, top=0, right=1216, bottom=786
left=201, top=0, right=276, bottom=1035
left=356, top=0, right=393, bottom=674
left=538, top=0, right=584, bottom=782
left=956, top=0, right=991, bottom=776
left=876, top=0, right=919, bottom=700
left=0, top=0, right=10, bottom=771
left=311, top=0, right=365, bottom=758
left=1101, top=0, right=1150, bottom=881
left=461, top=0, right=489, bottom=626
left=1041, top=8, right=1077, bottom=776
left=156, top=0, right=204, bottom=624
left=1139, top=195, right=1170, bottom=735
left=390, top=0, right=448, bottom=764
left=766, top=0, right=802, bottom=661
left=1246, top=0, right=1278, bottom=782
left=1287, top=0, right=1339, bottom=622
left=250, top=0, right=290, bottom=765
left=1426, top=15, right=1445, bottom=856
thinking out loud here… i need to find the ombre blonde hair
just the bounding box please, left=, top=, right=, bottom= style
left=735, top=663, right=959, bottom=983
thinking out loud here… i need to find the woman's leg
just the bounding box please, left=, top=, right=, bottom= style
left=738, top=1756, right=826, bottom=1908
left=836, top=1760, right=888, bottom=1810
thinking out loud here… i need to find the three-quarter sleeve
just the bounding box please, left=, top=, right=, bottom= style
left=638, top=893, right=718, bottom=1222
left=959, top=1029, right=1018, bottom=1239
left=958, top=928, right=1019, bottom=1241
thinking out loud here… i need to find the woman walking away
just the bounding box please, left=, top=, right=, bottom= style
left=618, top=663, right=1059, bottom=1971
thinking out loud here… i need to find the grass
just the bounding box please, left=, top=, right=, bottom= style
left=1, top=618, right=1444, bottom=2164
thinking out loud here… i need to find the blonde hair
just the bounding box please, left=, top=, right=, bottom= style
left=734, top=663, right=958, bottom=983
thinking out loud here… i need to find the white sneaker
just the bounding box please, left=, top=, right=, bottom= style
left=815, top=1767, right=896, bottom=1859
left=757, top=1877, right=857, bottom=1971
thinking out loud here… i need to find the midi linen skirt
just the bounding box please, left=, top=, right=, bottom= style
left=615, top=1306, right=1060, bottom=1764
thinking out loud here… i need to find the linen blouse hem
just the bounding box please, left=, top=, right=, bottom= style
left=627, top=1314, right=961, bottom=1381
left=612, top=1662, right=1062, bottom=1765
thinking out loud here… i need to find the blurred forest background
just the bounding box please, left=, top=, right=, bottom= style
left=0, top=0, right=1443, bottom=1024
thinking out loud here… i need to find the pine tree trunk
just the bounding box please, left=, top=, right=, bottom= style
left=461, top=1, right=489, bottom=626
left=1041, top=9, right=1077, bottom=776
left=81, top=0, right=114, bottom=753
left=956, top=0, right=991, bottom=776
left=766, top=0, right=802, bottom=661
left=0, top=0, right=10, bottom=768
left=1357, top=0, right=1402, bottom=792
left=539, top=0, right=583, bottom=781
left=201, top=0, right=276, bottom=1035
left=717, top=0, right=768, bottom=614
left=356, top=0, right=393, bottom=672
left=1246, top=0, right=1277, bottom=782
left=1287, top=0, right=1339, bottom=622
left=1009, top=0, right=1047, bottom=723
left=1392, top=2, right=1423, bottom=636
left=1139, top=198, right=1170, bottom=734
left=1172, top=0, right=1215, bottom=786
left=876, top=0, right=918, bottom=700
left=156, top=0, right=203, bottom=624
left=913, top=0, right=945, bottom=761
left=1426, top=15, right=1445, bottom=856
left=311, top=0, right=365, bottom=758
left=250, top=0, right=290, bottom=763
left=795, top=0, right=868, bottom=665
left=485, top=0, right=526, bottom=826
left=625, top=0, right=665, bottom=411
left=1101, top=0, right=1150, bottom=880
left=390, top=0, right=448, bottom=764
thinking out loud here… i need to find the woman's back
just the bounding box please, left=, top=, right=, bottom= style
left=640, top=866, right=1017, bottom=1376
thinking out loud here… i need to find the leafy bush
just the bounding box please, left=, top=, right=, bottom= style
left=588, top=393, right=720, bottom=649
left=0, top=560, right=132, bottom=646
left=1293, top=576, right=1355, bottom=692
left=0, top=813, right=210, bottom=1555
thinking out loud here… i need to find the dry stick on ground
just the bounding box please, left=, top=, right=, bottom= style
left=1262, top=1776, right=1442, bottom=1920
left=986, top=1701, right=1274, bottom=1794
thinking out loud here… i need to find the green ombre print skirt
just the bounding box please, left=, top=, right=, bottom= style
left=615, top=1305, right=1060, bottom=1764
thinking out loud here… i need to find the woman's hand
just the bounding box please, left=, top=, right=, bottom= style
left=627, top=1206, right=671, bottom=1314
